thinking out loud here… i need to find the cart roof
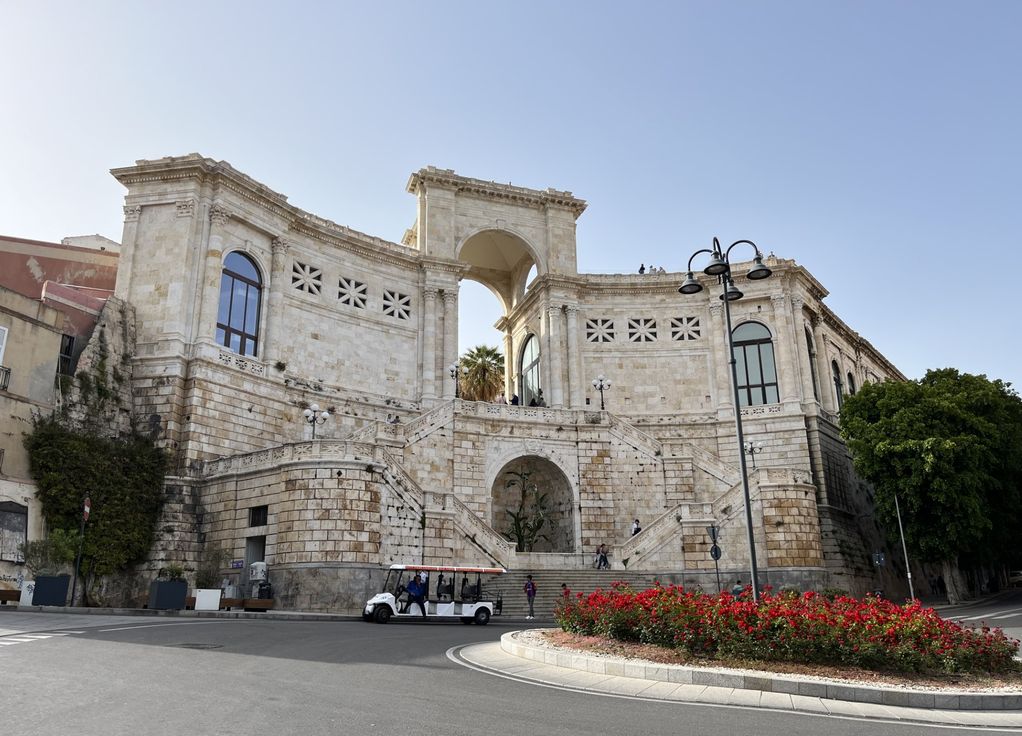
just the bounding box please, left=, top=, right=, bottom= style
left=387, top=564, right=506, bottom=574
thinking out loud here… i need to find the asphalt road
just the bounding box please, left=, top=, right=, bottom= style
left=940, top=588, right=1022, bottom=644
left=0, top=609, right=1018, bottom=736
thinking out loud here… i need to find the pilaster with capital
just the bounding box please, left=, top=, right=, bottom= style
left=565, top=304, right=582, bottom=408
left=547, top=305, right=565, bottom=407
left=441, top=290, right=458, bottom=398
left=770, top=294, right=800, bottom=403
left=811, top=316, right=837, bottom=412
left=421, top=288, right=439, bottom=399
left=709, top=303, right=732, bottom=412
left=115, top=205, right=143, bottom=301
left=263, top=237, right=290, bottom=362
left=791, top=297, right=818, bottom=403
left=196, top=204, right=232, bottom=345
left=503, top=328, right=514, bottom=400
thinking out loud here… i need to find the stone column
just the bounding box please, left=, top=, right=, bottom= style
left=791, top=297, right=817, bottom=402
left=421, top=288, right=438, bottom=399
left=770, top=294, right=800, bottom=403
left=441, top=290, right=458, bottom=398
left=503, top=328, right=514, bottom=399
left=547, top=305, right=564, bottom=407
left=263, top=237, right=289, bottom=363
left=565, top=305, right=582, bottom=408
left=709, top=303, right=732, bottom=412
left=196, top=204, right=231, bottom=346
left=812, top=316, right=836, bottom=412
left=114, top=204, right=142, bottom=301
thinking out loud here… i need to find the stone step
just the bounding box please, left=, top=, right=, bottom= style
left=491, top=569, right=662, bottom=618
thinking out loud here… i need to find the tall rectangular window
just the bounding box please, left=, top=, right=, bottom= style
left=0, top=502, right=27, bottom=562
left=58, top=334, right=76, bottom=376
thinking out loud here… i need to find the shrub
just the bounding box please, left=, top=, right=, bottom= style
left=554, top=584, right=1019, bottom=674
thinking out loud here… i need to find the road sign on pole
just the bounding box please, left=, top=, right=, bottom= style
left=83, top=497, right=91, bottom=521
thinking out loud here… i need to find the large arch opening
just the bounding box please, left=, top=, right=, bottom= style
left=491, top=455, right=574, bottom=553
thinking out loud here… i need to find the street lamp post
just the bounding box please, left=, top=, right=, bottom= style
left=679, top=237, right=772, bottom=600
left=449, top=363, right=467, bottom=399
left=591, top=375, right=611, bottom=410
left=743, top=440, right=764, bottom=469
left=302, top=403, right=330, bottom=439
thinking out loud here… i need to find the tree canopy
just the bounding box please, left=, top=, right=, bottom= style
left=458, top=345, right=505, bottom=402
left=840, top=369, right=1022, bottom=568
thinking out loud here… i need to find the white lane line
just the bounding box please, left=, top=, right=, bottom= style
left=957, top=607, right=1022, bottom=622
left=991, top=612, right=1022, bottom=620
left=98, top=621, right=229, bottom=633
left=0, top=640, right=21, bottom=645
left=53, top=631, right=85, bottom=634
left=2, top=637, right=47, bottom=643
left=15, top=634, right=59, bottom=639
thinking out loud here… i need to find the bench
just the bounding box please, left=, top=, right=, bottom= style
left=0, top=589, right=21, bottom=605
left=218, top=597, right=274, bottom=612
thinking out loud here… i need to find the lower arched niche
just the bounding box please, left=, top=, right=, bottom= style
left=491, top=455, right=574, bottom=553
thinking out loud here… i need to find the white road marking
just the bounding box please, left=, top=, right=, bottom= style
left=98, top=621, right=229, bottom=633
left=958, top=608, right=1022, bottom=622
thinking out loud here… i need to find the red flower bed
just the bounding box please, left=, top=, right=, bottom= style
left=554, top=583, right=1019, bottom=674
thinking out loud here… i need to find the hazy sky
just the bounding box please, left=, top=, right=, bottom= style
left=2, top=1, right=1019, bottom=388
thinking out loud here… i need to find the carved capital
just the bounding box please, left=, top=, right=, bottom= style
left=209, top=203, right=232, bottom=228
left=441, top=291, right=457, bottom=306
left=791, top=296, right=804, bottom=312
left=709, top=304, right=723, bottom=319
left=271, top=237, right=290, bottom=257
left=176, top=199, right=196, bottom=218
left=423, top=287, right=439, bottom=301
left=771, top=294, right=788, bottom=309
left=564, top=304, right=579, bottom=316
left=123, top=204, right=142, bottom=222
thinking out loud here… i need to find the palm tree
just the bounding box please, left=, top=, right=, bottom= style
left=459, top=345, right=505, bottom=402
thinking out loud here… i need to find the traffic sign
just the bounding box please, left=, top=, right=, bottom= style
left=83, top=497, right=91, bottom=522
left=710, top=544, right=722, bottom=561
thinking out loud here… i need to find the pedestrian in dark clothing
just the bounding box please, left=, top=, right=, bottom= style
left=405, top=575, right=427, bottom=618
left=524, top=575, right=537, bottom=619
left=510, top=394, right=520, bottom=405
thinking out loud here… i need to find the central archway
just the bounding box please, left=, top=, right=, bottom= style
left=491, top=455, right=574, bottom=553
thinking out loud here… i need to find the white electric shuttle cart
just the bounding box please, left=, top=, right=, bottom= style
left=363, top=564, right=506, bottom=624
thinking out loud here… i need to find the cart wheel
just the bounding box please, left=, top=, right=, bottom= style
left=374, top=606, right=392, bottom=624
left=473, top=608, right=490, bottom=625
left=460, top=617, right=473, bottom=624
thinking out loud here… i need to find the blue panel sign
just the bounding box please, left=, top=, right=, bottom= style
left=230, top=559, right=244, bottom=569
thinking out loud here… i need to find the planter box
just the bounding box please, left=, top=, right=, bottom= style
left=148, top=579, right=188, bottom=610
left=193, top=588, right=222, bottom=611
left=32, top=575, right=70, bottom=606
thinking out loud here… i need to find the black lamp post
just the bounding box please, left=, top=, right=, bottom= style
left=591, top=375, right=611, bottom=410
left=302, top=403, right=330, bottom=439
left=449, top=363, right=467, bottom=399
left=744, top=440, right=764, bottom=469
left=679, top=237, right=772, bottom=600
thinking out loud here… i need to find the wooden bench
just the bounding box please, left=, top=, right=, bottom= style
left=216, top=597, right=274, bottom=612
left=0, top=589, right=21, bottom=605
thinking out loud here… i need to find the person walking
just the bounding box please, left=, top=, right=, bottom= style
left=731, top=578, right=744, bottom=596
left=596, top=544, right=609, bottom=569
left=630, top=518, right=641, bottom=536
left=524, top=574, right=537, bottom=619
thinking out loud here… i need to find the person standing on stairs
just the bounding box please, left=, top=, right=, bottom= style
left=524, top=574, right=537, bottom=619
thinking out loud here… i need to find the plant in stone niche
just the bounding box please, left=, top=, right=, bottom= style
left=503, top=468, right=549, bottom=552
left=160, top=563, right=186, bottom=581
left=194, top=546, right=230, bottom=589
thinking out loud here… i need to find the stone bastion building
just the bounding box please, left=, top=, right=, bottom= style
left=98, top=154, right=904, bottom=610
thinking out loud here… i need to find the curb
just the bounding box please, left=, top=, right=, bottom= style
left=500, top=630, right=1022, bottom=712
left=4, top=605, right=362, bottom=622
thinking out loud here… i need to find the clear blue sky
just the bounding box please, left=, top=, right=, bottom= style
left=2, top=1, right=1019, bottom=388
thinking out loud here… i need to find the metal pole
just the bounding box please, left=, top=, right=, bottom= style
left=599, top=386, right=605, bottom=410
left=893, top=493, right=914, bottom=600
left=722, top=288, right=761, bottom=600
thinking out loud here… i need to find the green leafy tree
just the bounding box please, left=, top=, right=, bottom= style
left=503, top=468, right=549, bottom=552
left=459, top=345, right=505, bottom=402
left=24, top=416, right=168, bottom=603
left=840, top=369, right=1022, bottom=602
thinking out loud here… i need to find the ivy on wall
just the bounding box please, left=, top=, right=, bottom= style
left=24, top=416, right=167, bottom=578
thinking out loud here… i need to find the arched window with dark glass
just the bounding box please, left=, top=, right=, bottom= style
left=847, top=372, right=857, bottom=395
left=732, top=322, right=778, bottom=407
left=216, top=251, right=262, bottom=357
left=831, top=360, right=844, bottom=408
left=804, top=327, right=819, bottom=401
left=519, top=334, right=541, bottom=407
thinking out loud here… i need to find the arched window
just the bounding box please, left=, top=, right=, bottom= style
left=831, top=360, right=844, bottom=408
left=732, top=322, right=778, bottom=407
left=847, top=372, right=857, bottom=395
left=804, top=327, right=819, bottom=401
left=216, top=251, right=262, bottom=357
left=519, top=334, right=541, bottom=406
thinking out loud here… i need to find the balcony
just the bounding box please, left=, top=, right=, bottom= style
left=0, top=366, right=9, bottom=391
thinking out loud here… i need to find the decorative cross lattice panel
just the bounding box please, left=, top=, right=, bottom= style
left=382, top=290, right=411, bottom=320
left=585, top=318, right=615, bottom=342
left=291, top=261, right=322, bottom=296
left=338, top=277, right=367, bottom=309
left=671, top=316, right=701, bottom=341
left=627, top=318, right=657, bottom=342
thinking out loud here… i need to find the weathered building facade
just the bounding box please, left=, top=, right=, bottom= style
left=106, top=154, right=904, bottom=610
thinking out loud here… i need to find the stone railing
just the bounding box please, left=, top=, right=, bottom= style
left=687, top=443, right=740, bottom=486
left=401, top=401, right=453, bottom=443
left=614, top=503, right=684, bottom=569
left=606, top=413, right=662, bottom=458
left=446, top=493, right=514, bottom=568
left=378, top=448, right=425, bottom=508
left=199, top=439, right=377, bottom=478
left=463, top=401, right=579, bottom=425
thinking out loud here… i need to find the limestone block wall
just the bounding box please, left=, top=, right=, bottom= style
left=758, top=471, right=823, bottom=568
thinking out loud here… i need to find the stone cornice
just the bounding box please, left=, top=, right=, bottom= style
left=406, top=166, right=588, bottom=219
left=111, top=153, right=422, bottom=270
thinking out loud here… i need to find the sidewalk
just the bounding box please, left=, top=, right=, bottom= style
left=451, top=630, right=1022, bottom=728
